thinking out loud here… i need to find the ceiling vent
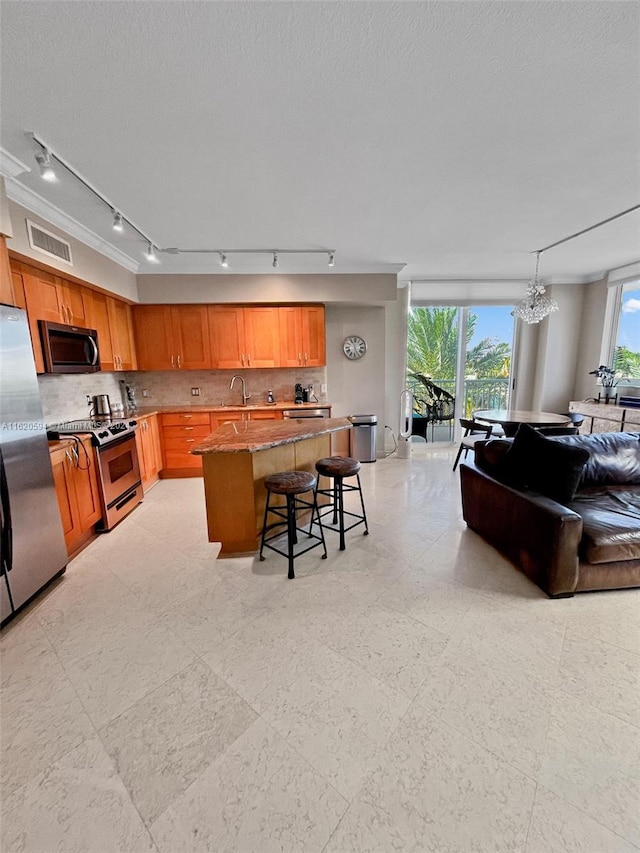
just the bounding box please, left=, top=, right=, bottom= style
left=26, top=219, right=73, bottom=265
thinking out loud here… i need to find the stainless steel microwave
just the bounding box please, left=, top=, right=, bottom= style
left=39, top=320, right=100, bottom=373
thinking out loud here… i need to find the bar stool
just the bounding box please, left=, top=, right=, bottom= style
left=259, top=470, right=327, bottom=579
left=313, top=456, right=369, bottom=550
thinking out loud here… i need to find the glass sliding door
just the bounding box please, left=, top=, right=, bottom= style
left=407, top=304, right=515, bottom=443
left=460, top=305, right=514, bottom=417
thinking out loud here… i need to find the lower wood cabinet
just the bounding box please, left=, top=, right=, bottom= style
left=49, top=437, right=102, bottom=556
left=160, top=412, right=210, bottom=476
left=135, top=414, right=162, bottom=490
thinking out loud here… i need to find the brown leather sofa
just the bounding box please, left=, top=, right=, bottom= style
left=459, top=429, right=640, bottom=598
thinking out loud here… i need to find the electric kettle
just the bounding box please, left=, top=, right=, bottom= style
left=91, top=394, right=111, bottom=416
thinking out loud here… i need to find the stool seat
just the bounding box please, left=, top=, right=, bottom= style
left=264, top=470, right=317, bottom=495
left=316, top=456, right=361, bottom=478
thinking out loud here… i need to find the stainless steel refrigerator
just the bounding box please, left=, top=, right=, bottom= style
left=1, top=304, right=67, bottom=626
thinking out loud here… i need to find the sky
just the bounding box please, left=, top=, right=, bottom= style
left=619, top=287, right=640, bottom=353
left=467, top=306, right=514, bottom=350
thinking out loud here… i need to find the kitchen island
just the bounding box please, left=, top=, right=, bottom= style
left=192, top=417, right=352, bottom=555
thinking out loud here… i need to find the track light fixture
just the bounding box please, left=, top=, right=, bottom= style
left=146, top=243, right=159, bottom=263
left=35, top=148, right=56, bottom=182
left=27, top=133, right=339, bottom=271
left=28, top=131, right=161, bottom=265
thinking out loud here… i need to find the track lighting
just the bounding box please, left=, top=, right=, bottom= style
left=328, top=252, right=335, bottom=267
left=35, top=149, right=56, bottom=182
left=112, top=211, right=124, bottom=232
left=272, top=252, right=279, bottom=268
left=145, top=243, right=160, bottom=263
left=219, top=253, right=229, bottom=268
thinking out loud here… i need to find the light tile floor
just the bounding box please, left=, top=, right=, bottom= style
left=1, top=446, right=639, bottom=852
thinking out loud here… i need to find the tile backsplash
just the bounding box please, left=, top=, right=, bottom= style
left=38, top=367, right=328, bottom=423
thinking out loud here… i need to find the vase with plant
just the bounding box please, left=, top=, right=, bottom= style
left=589, top=365, right=620, bottom=404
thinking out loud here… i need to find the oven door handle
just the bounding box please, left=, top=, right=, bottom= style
left=87, top=335, right=99, bottom=366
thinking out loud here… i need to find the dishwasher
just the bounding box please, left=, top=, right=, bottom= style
left=282, top=408, right=330, bottom=419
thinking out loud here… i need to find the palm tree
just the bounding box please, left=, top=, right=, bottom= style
left=407, top=307, right=475, bottom=378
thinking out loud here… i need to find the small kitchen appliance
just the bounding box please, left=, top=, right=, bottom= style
left=294, top=383, right=304, bottom=404
left=91, top=394, right=111, bottom=416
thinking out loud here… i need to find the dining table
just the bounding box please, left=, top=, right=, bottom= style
left=473, top=408, right=572, bottom=436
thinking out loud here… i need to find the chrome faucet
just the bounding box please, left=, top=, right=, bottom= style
left=229, top=374, right=251, bottom=406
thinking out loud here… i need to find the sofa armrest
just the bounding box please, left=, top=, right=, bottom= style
left=459, top=461, right=583, bottom=597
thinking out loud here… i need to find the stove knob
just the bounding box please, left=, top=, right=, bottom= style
left=98, top=430, right=109, bottom=438
left=129, top=420, right=137, bottom=427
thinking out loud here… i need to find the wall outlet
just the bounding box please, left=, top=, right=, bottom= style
left=321, top=383, right=327, bottom=394
left=191, top=387, right=201, bottom=397
left=141, top=389, right=149, bottom=398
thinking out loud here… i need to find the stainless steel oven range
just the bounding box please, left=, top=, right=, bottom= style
left=47, top=418, right=142, bottom=530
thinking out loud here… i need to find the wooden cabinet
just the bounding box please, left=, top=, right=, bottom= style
left=0, top=236, right=17, bottom=306
left=208, top=305, right=280, bottom=369
left=23, top=270, right=87, bottom=326
left=84, top=290, right=136, bottom=371
left=136, top=414, right=162, bottom=490
left=133, top=305, right=210, bottom=370
left=50, top=438, right=102, bottom=556
left=107, top=298, right=137, bottom=370
left=160, top=412, right=211, bottom=475
left=279, top=305, right=326, bottom=367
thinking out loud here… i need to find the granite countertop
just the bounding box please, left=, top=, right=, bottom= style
left=191, top=417, right=352, bottom=454
left=132, top=401, right=330, bottom=417
left=570, top=400, right=640, bottom=424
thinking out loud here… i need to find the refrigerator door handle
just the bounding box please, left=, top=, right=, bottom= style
left=0, top=447, right=15, bottom=611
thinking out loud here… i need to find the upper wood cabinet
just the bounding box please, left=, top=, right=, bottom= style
left=279, top=305, right=326, bottom=367
left=23, top=270, right=87, bottom=327
left=0, top=236, right=17, bottom=307
left=83, top=290, right=137, bottom=372
left=133, top=305, right=210, bottom=370
left=208, top=305, right=280, bottom=369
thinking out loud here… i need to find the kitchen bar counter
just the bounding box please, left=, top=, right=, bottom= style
left=569, top=400, right=640, bottom=433
left=191, top=416, right=350, bottom=455
left=195, top=417, right=352, bottom=555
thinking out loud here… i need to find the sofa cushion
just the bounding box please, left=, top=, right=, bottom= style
left=568, top=487, right=640, bottom=563
left=505, top=424, right=590, bottom=504
left=554, top=431, right=640, bottom=487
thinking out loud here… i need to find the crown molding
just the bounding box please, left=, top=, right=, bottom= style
left=5, top=177, right=140, bottom=273
left=0, top=147, right=31, bottom=178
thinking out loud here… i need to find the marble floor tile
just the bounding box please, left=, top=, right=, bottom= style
left=1, top=737, right=157, bottom=853
left=150, top=718, right=347, bottom=853
left=1, top=666, right=95, bottom=797
left=416, top=643, right=556, bottom=779
left=204, top=612, right=337, bottom=714
left=558, top=633, right=640, bottom=727
left=99, top=659, right=257, bottom=825
left=539, top=691, right=640, bottom=847
left=324, top=706, right=536, bottom=853
left=309, top=602, right=448, bottom=698
left=262, top=644, right=411, bottom=799
left=63, top=622, right=196, bottom=728
left=2, top=452, right=638, bottom=851
left=525, top=785, right=638, bottom=853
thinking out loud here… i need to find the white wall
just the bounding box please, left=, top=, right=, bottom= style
left=325, top=305, right=387, bottom=455
left=573, top=276, right=609, bottom=401
left=6, top=200, right=139, bottom=301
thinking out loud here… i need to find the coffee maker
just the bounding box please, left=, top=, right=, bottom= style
left=294, top=383, right=304, bottom=404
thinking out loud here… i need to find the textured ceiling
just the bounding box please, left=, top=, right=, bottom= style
left=1, top=1, right=638, bottom=280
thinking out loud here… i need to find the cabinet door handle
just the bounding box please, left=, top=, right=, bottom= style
left=298, top=353, right=302, bottom=365
left=241, top=354, right=245, bottom=367
left=184, top=426, right=194, bottom=431
left=170, top=355, right=175, bottom=368
left=247, top=353, right=251, bottom=367
left=177, top=354, right=182, bottom=369
left=304, top=352, right=308, bottom=364
left=182, top=414, right=193, bottom=419
left=186, top=439, right=195, bottom=443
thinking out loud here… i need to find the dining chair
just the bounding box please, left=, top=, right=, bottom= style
left=535, top=426, right=580, bottom=436
left=452, top=418, right=493, bottom=471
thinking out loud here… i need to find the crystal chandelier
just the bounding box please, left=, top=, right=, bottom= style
left=512, top=251, right=559, bottom=324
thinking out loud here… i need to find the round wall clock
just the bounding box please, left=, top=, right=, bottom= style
left=343, top=335, right=367, bottom=360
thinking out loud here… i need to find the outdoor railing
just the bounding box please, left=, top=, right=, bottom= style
left=408, top=377, right=510, bottom=417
